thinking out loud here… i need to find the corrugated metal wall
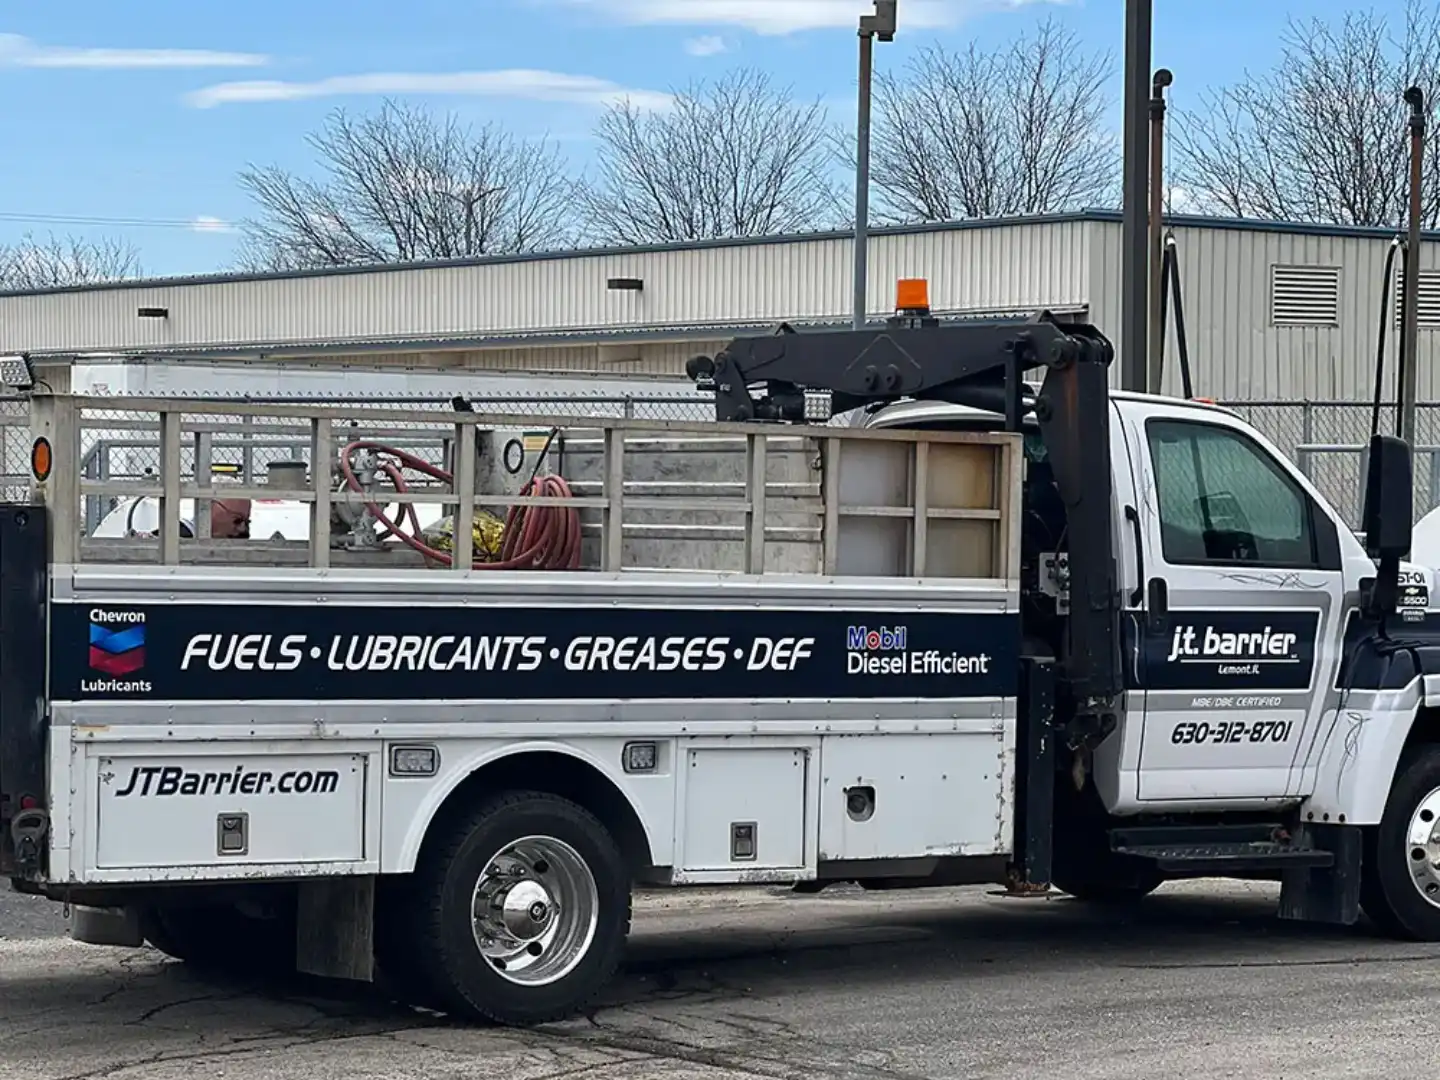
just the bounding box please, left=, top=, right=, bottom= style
left=1086, top=219, right=1440, bottom=402
left=0, top=219, right=1088, bottom=356
left=6, top=213, right=1431, bottom=404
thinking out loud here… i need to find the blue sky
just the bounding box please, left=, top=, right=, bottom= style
left=0, top=0, right=1406, bottom=277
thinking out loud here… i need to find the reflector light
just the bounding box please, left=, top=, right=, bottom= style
left=389, top=745, right=439, bottom=776
left=30, top=437, right=51, bottom=482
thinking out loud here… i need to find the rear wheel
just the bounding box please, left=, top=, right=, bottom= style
left=1361, top=744, right=1440, bottom=940
left=140, top=901, right=296, bottom=975
left=401, top=790, right=631, bottom=1025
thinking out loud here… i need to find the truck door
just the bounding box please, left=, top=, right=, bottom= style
left=1121, top=403, right=1346, bottom=804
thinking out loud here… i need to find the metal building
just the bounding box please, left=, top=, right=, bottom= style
left=1, top=209, right=1435, bottom=400
left=1, top=209, right=1438, bottom=524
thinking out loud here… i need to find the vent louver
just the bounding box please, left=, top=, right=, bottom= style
left=1271, top=265, right=1340, bottom=327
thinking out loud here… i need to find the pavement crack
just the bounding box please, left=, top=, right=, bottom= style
left=545, top=1016, right=933, bottom=1080
left=49, top=1023, right=424, bottom=1080
left=1119, top=952, right=1440, bottom=972
left=127, top=992, right=226, bottom=1025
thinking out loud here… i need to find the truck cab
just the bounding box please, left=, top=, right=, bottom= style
left=858, top=382, right=1440, bottom=933
left=863, top=389, right=1384, bottom=807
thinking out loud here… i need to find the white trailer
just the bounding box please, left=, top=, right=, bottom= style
left=3, top=292, right=1438, bottom=1027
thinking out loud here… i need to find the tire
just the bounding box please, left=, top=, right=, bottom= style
left=1361, top=744, right=1440, bottom=940
left=402, top=790, right=632, bottom=1026
left=1050, top=774, right=1164, bottom=904
left=1051, top=864, right=1164, bottom=904
left=374, top=877, right=451, bottom=1013
left=140, top=901, right=296, bottom=976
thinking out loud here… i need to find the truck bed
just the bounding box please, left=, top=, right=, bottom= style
left=49, top=393, right=1022, bottom=720
left=14, top=395, right=1029, bottom=887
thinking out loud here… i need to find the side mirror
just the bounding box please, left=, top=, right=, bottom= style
left=1362, top=433, right=1413, bottom=561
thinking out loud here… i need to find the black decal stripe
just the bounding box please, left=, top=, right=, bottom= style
left=52, top=604, right=1021, bottom=703
left=1123, top=608, right=1321, bottom=693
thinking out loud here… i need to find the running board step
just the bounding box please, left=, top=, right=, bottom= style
left=1112, top=841, right=1335, bottom=873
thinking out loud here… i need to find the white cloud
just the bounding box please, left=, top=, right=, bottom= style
left=190, top=215, right=236, bottom=234
left=1166, top=186, right=1201, bottom=214
left=186, top=69, right=672, bottom=110
left=0, top=32, right=267, bottom=70
left=684, top=35, right=729, bottom=57
left=551, top=0, right=1061, bottom=35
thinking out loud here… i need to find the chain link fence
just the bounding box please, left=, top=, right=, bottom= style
left=0, top=389, right=1432, bottom=534
left=1224, top=401, right=1440, bottom=529
left=4, top=392, right=727, bottom=535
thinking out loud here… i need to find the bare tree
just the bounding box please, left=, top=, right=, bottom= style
left=1172, top=2, right=1440, bottom=227
left=578, top=68, right=845, bottom=245
left=236, top=100, right=578, bottom=270
left=864, top=18, right=1117, bottom=223
left=0, top=232, right=140, bottom=291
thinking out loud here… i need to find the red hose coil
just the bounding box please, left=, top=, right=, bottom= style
left=338, top=439, right=581, bottom=570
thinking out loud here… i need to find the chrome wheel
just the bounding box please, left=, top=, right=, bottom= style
left=1405, top=786, right=1440, bottom=908
left=471, top=834, right=599, bottom=987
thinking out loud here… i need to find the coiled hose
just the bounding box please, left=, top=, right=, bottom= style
left=338, top=439, right=582, bottom=570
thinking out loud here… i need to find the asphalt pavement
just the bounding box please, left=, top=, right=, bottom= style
left=1, top=876, right=1431, bottom=1079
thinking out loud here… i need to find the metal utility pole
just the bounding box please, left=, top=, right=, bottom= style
left=1147, top=69, right=1173, bottom=395
left=1400, top=85, right=1426, bottom=446
left=1119, top=0, right=1153, bottom=392
left=854, top=1, right=896, bottom=331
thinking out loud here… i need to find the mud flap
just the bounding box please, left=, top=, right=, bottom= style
left=296, top=875, right=376, bottom=982
left=70, top=905, right=145, bottom=948
left=1277, top=823, right=1362, bottom=926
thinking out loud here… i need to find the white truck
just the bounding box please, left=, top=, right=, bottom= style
left=1, top=284, right=1433, bottom=1027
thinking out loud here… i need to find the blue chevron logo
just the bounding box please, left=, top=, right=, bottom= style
left=90, top=622, right=146, bottom=654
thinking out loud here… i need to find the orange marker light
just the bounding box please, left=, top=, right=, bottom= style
left=30, top=437, right=51, bottom=483
left=896, top=278, right=930, bottom=312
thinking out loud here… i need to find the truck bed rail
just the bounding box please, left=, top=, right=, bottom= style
left=29, top=394, right=1023, bottom=584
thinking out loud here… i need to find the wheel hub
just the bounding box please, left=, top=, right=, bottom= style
left=1405, top=786, right=1440, bottom=908
left=496, top=879, right=556, bottom=941
left=470, top=834, right=600, bottom=988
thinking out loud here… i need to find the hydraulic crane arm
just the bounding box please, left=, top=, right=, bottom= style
left=686, top=303, right=1123, bottom=717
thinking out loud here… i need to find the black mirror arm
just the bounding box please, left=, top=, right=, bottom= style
left=1366, top=553, right=1401, bottom=632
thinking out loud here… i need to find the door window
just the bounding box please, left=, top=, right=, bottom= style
left=1146, top=419, right=1316, bottom=567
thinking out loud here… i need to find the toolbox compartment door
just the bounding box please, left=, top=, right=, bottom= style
left=92, top=750, right=371, bottom=871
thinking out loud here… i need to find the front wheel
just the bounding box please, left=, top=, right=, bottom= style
left=1362, top=744, right=1440, bottom=940
left=401, top=791, right=632, bottom=1025
left=1051, top=866, right=1164, bottom=904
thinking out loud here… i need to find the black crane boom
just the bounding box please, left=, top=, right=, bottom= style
left=686, top=308, right=1123, bottom=724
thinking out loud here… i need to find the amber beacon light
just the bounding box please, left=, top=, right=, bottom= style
left=895, top=278, right=930, bottom=314
left=30, top=436, right=51, bottom=482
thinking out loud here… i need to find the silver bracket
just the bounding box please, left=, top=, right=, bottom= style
left=1038, top=551, right=1071, bottom=615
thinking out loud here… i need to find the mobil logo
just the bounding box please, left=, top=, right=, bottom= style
left=845, top=625, right=908, bottom=651
left=89, top=609, right=147, bottom=677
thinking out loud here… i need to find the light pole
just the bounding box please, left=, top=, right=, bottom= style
left=854, top=1, right=896, bottom=331
left=1400, top=85, right=1426, bottom=447
left=1119, top=0, right=1153, bottom=393
left=1146, top=68, right=1172, bottom=395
